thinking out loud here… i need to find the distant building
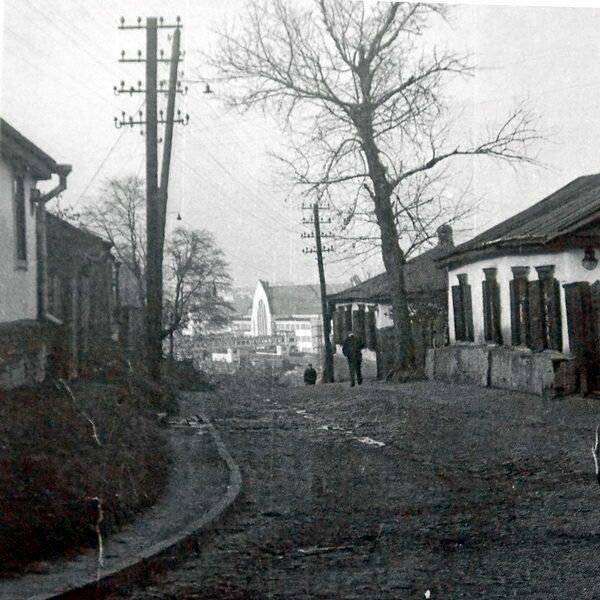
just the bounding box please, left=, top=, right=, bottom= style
left=431, top=174, right=600, bottom=397
left=248, top=280, right=345, bottom=355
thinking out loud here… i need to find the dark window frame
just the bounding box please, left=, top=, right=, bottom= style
left=534, top=265, right=562, bottom=352
left=509, top=266, right=530, bottom=347
left=13, top=174, right=27, bottom=266
left=482, top=267, right=502, bottom=344
left=452, top=273, right=474, bottom=342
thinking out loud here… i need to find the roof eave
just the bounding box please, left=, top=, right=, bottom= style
left=0, top=119, right=60, bottom=180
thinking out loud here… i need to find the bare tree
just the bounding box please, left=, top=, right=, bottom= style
left=82, top=176, right=147, bottom=309
left=163, top=227, right=232, bottom=358
left=82, top=177, right=232, bottom=357
left=212, top=0, right=540, bottom=371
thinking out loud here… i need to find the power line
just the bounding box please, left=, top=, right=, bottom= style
left=2, top=26, right=123, bottom=113
left=73, top=98, right=147, bottom=206
left=21, top=0, right=123, bottom=81
left=183, top=105, right=299, bottom=233
left=178, top=155, right=300, bottom=236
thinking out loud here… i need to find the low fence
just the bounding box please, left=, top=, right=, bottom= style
left=426, top=344, right=578, bottom=397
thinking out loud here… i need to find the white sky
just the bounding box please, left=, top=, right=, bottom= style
left=2, top=0, right=600, bottom=287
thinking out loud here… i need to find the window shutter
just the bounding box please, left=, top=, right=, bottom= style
left=14, top=176, right=27, bottom=261
left=482, top=280, right=492, bottom=342
left=332, top=309, right=343, bottom=345
left=491, top=280, right=502, bottom=344
left=353, top=305, right=366, bottom=343
left=518, top=279, right=531, bottom=348
left=344, top=305, right=352, bottom=337
left=528, top=280, right=545, bottom=351
left=509, top=279, right=519, bottom=345
left=452, top=285, right=465, bottom=341
left=463, top=284, right=474, bottom=342
left=546, top=278, right=563, bottom=351
left=366, top=309, right=377, bottom=350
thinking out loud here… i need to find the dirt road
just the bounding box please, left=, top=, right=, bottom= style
left=111, top=378, right=600, bottom=599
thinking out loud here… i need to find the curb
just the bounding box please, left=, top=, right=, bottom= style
left=37, top=413, right=242, bottom=600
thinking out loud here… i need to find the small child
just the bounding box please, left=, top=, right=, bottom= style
left=303, top=363, right=317, bottom=385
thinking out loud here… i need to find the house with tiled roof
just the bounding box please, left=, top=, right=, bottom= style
left=430, top=174, right=600, bottom=396
left=327, top=225, right=454, bottom=379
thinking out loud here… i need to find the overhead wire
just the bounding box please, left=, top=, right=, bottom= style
left=183, top=104, right=300, bottom=233
left=73, top=98, right=146, bottom=207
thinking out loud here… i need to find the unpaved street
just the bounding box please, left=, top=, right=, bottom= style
left=112, top=379, right=600, bottom=599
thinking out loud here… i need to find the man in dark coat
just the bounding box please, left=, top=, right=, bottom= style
left=303, top=363, right=317, bottom=385
left=342, top=331, right=365, bottom=387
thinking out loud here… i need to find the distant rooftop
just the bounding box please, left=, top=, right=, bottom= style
left=265, top=282, right=347, bottom=317
left=328, top=225, right=453, bottom=304
left=327, top=245, right=449, bottom=304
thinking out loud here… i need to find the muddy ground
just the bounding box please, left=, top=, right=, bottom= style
left=110, top=378, right=600, bottom=599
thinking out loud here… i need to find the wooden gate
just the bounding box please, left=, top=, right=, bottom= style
left=563, top=281, right=600, bottom=394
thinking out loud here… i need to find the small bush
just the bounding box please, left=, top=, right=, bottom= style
left=163, top=358, right=216, bottom=392
left=0, top=381, right=170, bottom=575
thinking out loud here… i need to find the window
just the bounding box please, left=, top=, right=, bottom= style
left=14, top=175, right=27, bottom=263
left=343, top=305, right=352, bottom=338
left=530, top=266, right=562, bottom=351
left=333, top=308, right=344, bottom=344
left=482, top=268, right=502, bottom=344
left=365, top=307, right=377, bottom=350
left=257, top=299, right=268, bottom=335
left=451, top=274, right=474, bottom=342
left=352, top=304, right=366, bottom=342
left=509, top=267, right=531, bottom=347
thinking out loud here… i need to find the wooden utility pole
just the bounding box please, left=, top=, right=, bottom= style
left=145, top=17, right=161, bottom=379
left=158, top=26, right=181, bottom=251
left=116, top=16, right=188, bottom=380
left=302, top=203, right=334, bottom=383
left=313, top=202, right=334, bottom=383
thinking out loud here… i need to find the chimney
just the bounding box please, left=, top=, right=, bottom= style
left=436, top=224, right=453, bottom=249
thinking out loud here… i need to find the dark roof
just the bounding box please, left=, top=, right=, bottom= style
left=327, top=245, right=449, bottom=304
left=441, top=174, right=600, bottom=265
left=47, top=212, right=112, bottom=250
left=264, top=282, right=346, bottom=316
left=0, top=119, right=62, bottom=180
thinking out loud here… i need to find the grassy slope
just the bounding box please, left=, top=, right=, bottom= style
left=0, top=380, right=170, bottom=575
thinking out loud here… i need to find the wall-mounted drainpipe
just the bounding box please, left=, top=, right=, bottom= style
left=35, top=164, right=72, bottom=321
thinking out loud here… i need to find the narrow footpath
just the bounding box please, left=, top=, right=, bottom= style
left=0, top=394, right=234, bottom=600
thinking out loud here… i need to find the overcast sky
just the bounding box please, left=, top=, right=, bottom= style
left=2, top=0, right=600, bottom=288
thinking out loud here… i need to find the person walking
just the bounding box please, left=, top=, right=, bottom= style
left=303, top=363, right=317, bottom=385
left=342, top=331, right=364, bottom=387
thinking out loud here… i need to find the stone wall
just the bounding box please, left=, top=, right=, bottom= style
left=0, top=320, right=49, bottom=389
left=426, top=345, right=577, bottom=397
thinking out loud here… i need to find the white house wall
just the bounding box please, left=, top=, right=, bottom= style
left=447, top=248, right=600, bottom=354
left=250, top=281, right=273, bottom=336
left=0, top=160, right=37, bottom=323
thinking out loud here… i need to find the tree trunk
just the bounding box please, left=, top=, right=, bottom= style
left=374, top=191, right=415, bottom=372
left=169, top=330, right=174, bottom=360
left=359, top=121, right=415, bottom=373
